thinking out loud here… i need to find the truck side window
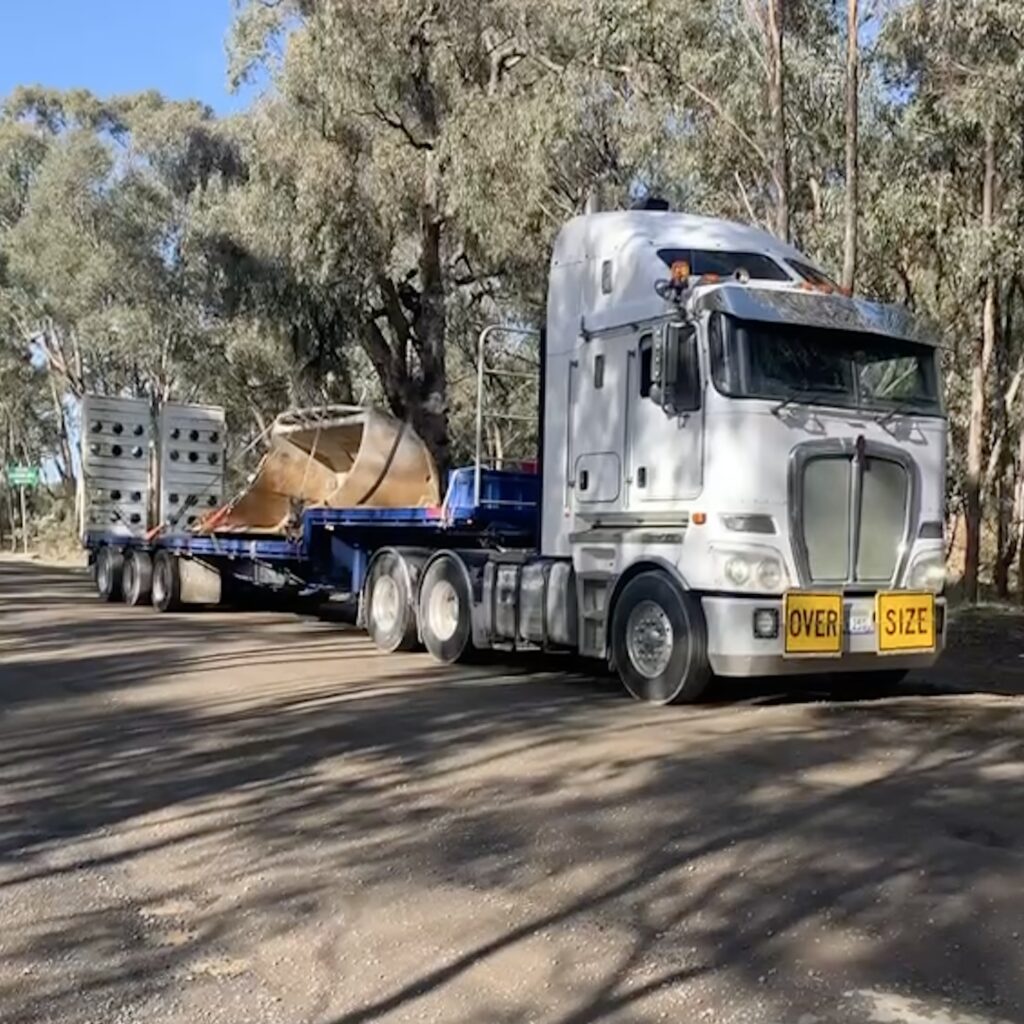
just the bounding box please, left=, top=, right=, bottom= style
left=639, top=335, right=653, bottom=398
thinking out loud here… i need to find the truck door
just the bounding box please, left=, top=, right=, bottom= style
left=568, top=334, right=628, bottom=509
left=626, top=327, right=703, bottom=502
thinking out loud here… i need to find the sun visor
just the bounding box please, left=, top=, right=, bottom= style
left=696, top=285, right=938, bottom=347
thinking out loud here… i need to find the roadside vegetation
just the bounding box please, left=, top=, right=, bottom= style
left=1, top=0, right=1023, bottom=601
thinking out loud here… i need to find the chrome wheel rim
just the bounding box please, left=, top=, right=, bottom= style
left=427, top=579, right=460, bottom=642
left=625, top=600, right=674, bottom=679
left=371, top=575, right=401, bottom=634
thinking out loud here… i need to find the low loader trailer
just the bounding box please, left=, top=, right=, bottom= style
left=84, top=207, right=948, bottom=704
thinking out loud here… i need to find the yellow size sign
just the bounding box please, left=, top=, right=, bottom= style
left=784, top=592, right=843, bottom=656
left=876, top=592, right=935, bottom=653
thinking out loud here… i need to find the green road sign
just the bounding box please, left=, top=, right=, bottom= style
left=5, top=466, right=39, bottom=487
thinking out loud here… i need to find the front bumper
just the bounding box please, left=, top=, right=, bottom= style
left=701, top=594, right=947, bottom=678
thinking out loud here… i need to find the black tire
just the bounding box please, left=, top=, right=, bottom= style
left=291, top=592, right=325, bottom=616
left=610, top=572, right=711, bottom=704
left=122, top=551, right=153, bottom=607
left=151, top=551, right=182, bottom=613
left=418, top=555, right=475, bottom=664
left=365, top=551, right=419, bottom=652
left=95, top=546, right=124, bottom=603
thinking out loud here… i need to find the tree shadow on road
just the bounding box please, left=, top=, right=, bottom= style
left=2, top=562, right=1024, bottom=1024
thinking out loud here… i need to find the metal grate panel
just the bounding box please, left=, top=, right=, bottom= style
left=158, top=402, right=226, bottom=533
left=80, top=395, right=151, bottom=538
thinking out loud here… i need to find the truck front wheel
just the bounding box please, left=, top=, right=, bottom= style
left=610, top=572, right=711, bottom=704
left=418, top=555, right=475, bottom=664
left=151, top=552, right=182, bottom=613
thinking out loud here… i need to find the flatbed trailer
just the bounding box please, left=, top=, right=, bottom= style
left=86, top=467, right=541, bottom=617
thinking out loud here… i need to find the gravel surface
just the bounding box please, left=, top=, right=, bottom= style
left=1, top=559, right=1023, bottom=1024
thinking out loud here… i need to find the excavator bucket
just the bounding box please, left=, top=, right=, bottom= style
left=201, top=406, right=441, bottom=534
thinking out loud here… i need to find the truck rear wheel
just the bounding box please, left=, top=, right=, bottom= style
left=418, top=555, right=474, bottom=664
left=151, top=552, right=182, bottom=613
left=95, top=546, right=124, bottom=603
left=122, top=551, right=153, bottom=607
left=610, top=572, right=711, bottom=704
left=365, top=551, right=419, bottom=652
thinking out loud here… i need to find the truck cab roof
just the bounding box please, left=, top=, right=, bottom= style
left=551, top=210, right=818, bottom=278
left=550, top=210, right=934, bottom=346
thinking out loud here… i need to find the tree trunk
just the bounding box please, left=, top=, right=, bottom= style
left=963, top=120, right=998, bottom=603
left=4, top=422, right=16, bottom=551
left=996, top=470, right=1011, bottom=598
left=994, top=289, right=1017, bottom=598
left=1017, top=428, right=1024, bottom=604
left=841, top=0, right=859, bottom=291
left=766, top=0, right=790, bottom=242
left=409, top=149, right=450, bottom=480
left=48, top=374, right=74, bottom=486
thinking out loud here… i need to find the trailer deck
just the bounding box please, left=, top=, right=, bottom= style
left=85, top=468, right=541, bottom=599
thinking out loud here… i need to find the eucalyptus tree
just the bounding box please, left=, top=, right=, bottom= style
left=880, top=0, right=1024, bottom=601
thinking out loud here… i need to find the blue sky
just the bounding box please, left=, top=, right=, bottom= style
left=0, top=1, right=257, bottom=113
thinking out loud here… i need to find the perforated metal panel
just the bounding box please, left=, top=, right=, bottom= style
left=80, top=395, right=152, bottom=539
left=158, top=402, right=226, bottom=534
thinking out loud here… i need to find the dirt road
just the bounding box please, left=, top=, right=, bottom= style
left=2, top=559, right=1024, bottom=1024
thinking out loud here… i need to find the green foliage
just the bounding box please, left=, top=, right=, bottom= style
left=1, top=0, right=1024, bottom=586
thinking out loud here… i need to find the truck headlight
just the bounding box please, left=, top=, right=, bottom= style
left=908, top=553, right=947, bottom=594
left=757, top=558, right=784, bottom=591
left=724, top=556, right=751, bottom=586
left=714, top=546, right=788, bottom=594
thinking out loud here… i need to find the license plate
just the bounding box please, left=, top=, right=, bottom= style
left=784, top=591, right=843, bottom=656
left=876, top=591, right=935, bottom=653
left=846, top=608, right=874, bottom=636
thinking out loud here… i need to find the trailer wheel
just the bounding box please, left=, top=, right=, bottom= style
left=610, top=572, right=711, bottom=704
left=365, top=551, right=419, bottom=652
left=151, top=552, right=182, bottom=613
left=122, top=551, right=153, bottom=607
left=95, top=546, right=124, bottom=603
left=418, top=555, right=475, bottom=664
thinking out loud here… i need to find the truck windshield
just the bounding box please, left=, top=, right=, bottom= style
left=708, top=313, right=943, bottom=415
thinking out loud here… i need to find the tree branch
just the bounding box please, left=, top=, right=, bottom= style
left=680, top=80, right=773, bottom=175
left=358, top=101, right=434, bottom=151
left=733, top=171, right=762, bottom=226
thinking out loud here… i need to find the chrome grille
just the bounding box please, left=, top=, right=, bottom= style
left=791, top=440, right=915, bottom=587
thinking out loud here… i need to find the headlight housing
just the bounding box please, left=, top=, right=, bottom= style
left=713, top=545, right=789, bottom=595
left=907, top=552, right=947, bottom=594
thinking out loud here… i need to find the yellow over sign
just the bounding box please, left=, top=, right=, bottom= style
left=784, top=592, right=843, bottom=656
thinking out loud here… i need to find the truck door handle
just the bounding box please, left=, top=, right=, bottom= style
left=636, top=466, right=647, bottom=488
left=579, top=469, right=589, bottom=491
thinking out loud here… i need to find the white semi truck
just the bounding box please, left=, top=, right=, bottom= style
left=85, top=207, right=947, bottom=704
